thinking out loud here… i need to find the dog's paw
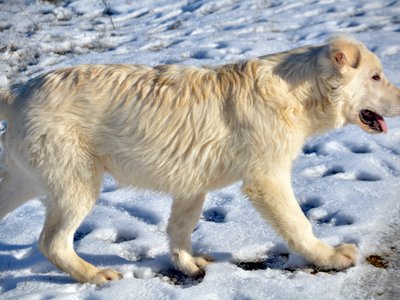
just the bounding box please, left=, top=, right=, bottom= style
left=172, top=250, right=213, bottom=277
left=329, top=243, right=357, bottom=270
left=91, top=268, right=123, bottom=285
left=314, top=243, right=357, bottom=271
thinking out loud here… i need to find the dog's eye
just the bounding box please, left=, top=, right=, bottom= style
left=372, top=74, right=380, bottom=81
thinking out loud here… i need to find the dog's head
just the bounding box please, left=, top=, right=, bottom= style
left=323, top=37, right=400, bottom=134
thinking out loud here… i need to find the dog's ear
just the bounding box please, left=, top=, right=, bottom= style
left=329, top=38, right=361, bottom=71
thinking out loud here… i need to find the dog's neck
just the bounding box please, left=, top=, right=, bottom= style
left=263, top=45, right=348, bottom=137
left=213, top=53, right=347, bottom=139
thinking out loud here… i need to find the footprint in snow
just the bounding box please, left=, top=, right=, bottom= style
left=345, top=142, right=372, bottom=154
left=311, top=165, right=382, bottom=181
left=316, top=211, right=354, bottom=226
left=202, top=207, right=226, bottom=223
left=234, top=252, right=289, bottom=271
left=300, top=197, right=323, bottom=215
left=300, top=197, right=354, bottom=226
left=117, top=204, right=162, bottom=226
left=73, top=225, right=93, bottom=242
left=112, top=230, right=138, bottom=244
left=157, top=268, right=203, bottom=287
left=322, top=166, right=345, bottom=177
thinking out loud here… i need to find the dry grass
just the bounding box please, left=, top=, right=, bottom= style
left=366, top=254, right=389, bottom=269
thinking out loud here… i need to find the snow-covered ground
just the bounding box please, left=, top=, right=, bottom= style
left=1, top=0, right=400, bottom=299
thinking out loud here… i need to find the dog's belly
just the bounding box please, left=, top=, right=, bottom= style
left=99, top=147, right=241, bottom=196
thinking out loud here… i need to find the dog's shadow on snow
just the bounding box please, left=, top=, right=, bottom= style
left=1, top=274, right=75, bottom=292
left=0, top=242, right=39, bottom=272
left=0, top=240, right=233, bottom=290
left=0, top=242, right=132, bottom=272
left=0, top=243, right=133, bottom=292
left=0, top=241, right=34, bottom=251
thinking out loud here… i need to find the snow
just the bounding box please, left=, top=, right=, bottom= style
left=0, top=0, right=400, bottom=299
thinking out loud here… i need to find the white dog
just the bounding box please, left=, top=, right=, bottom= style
left=1, top=37, right=399, bottom=284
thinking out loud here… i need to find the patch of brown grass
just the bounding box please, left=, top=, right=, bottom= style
left=366, top=255, right=389, bottom=269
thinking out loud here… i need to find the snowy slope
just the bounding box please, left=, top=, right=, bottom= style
left=0, top=0, right=400, bottom=299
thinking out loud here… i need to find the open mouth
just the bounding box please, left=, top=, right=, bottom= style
left=359, top=109, right=387, bottom=134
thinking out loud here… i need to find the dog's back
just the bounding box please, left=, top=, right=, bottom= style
left=0, top=64, right=246, bottom=206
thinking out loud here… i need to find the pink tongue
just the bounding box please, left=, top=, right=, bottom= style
left=377, top=116, right=387, bottom=134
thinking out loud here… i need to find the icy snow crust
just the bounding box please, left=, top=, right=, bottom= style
left=0, top=0, right=400, bottom=299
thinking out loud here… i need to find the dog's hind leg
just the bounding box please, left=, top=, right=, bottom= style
left=38, top=141, right=122, bottom=284
left=167, top=193, right=211, bottom=277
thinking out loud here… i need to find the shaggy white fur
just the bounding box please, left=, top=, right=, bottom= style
left=1, top=37, right=399, bottom=284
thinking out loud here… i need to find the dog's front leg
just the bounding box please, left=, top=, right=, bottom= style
left=244, top=171, right=357, bottom=271
left=167, top=193, right=212, bottom=277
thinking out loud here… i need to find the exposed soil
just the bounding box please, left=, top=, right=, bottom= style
left=366, top=254, right=389, bottom=269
